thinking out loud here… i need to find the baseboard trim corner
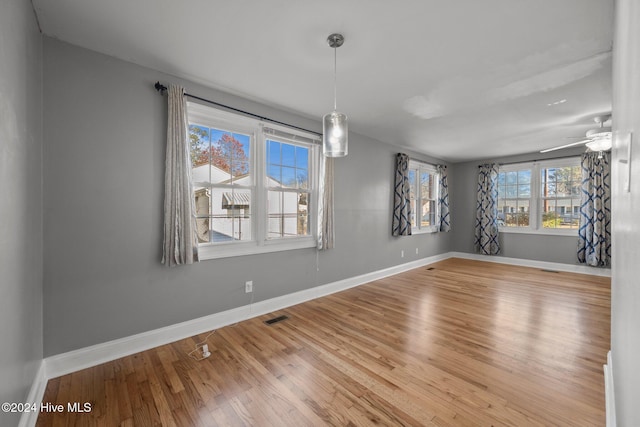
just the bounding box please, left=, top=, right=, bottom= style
left=18, top=360, right=47, bottom=427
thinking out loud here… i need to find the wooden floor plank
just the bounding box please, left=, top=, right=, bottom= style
left=37, top=258, right=610, bottom=426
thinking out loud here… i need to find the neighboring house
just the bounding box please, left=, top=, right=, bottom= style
left=192, top=164, right=302, bottom=243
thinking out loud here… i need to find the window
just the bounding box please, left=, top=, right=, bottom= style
left=539, top=163, right=581, bottom=230
left=408, top=160, right=440, bottom=233
left=187, top=102, right=319, bottom=259
left=497, top=158, right=580, bottom=234
left=497, top=167, right=531, bottom=227
left=191, top=125, right=253, bottom=243
left=266, top=137, right=310, bottom=239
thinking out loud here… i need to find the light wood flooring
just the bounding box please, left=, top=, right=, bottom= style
left=37, top=258, right=611, bottom=426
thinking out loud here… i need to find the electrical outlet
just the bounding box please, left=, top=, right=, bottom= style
left=401, top=250, right=404, bottom=258
left=416, top=247, right=419, bottom=255
left=245, top=280, right=253, bottom=293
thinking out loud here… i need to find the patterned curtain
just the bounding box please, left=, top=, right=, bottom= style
left=317, top=156, right=335, bottom=250
left=578, top=152, right=611, bottom=266
left=475, top=164, right=500, bottom=255
left=161, top=85, right=199, bottom=266
left=436, top=165, right=451, bottom=232
left=392, top=153, right=412, bottom=236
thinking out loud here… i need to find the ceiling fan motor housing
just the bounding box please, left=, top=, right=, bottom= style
left=586, top=126, right=612, bottom=139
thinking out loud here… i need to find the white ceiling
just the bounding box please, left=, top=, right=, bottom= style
left=33, top=0, right=614, bottom=162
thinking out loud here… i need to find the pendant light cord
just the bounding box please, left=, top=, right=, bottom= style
left=333, top=45, right=338, bottom=111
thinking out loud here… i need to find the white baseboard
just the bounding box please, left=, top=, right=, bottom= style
left=28, top=250, right=610, bottom=427
left=604, top=350, right=616, bottom=427
left=449, top=251, right=612, bottom=277
left=44, top=304, right=252, bottom=379
left=44, top=252, right=450, bottom=381
left=18, top=361, right=47, bottom=427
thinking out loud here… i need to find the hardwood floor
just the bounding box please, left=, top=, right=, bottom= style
left=37, top=258, right=611, bottom=426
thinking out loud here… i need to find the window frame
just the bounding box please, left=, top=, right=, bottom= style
left=497, top=157, right=581, bottom=236
left=497, top=163, right=532, bottom=230
left=187, top=101, right=320, bottom=260
left=262, top=128, right=318, bottom=243
left=408, top=160, right=440, bottom=234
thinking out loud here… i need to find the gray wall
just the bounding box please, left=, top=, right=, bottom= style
left=0, top=1, right=43, bottom=426
left=611, top=1, right=640, bottom=424
left=42, top=38, right=451, bottom=356
left=450, top=148, right=588, bottom=265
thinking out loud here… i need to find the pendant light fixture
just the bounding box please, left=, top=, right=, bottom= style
left=323, top=33, right=348, bottom=157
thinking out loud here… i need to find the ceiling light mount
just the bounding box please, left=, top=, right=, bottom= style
left=593, top=114, right=611, bottom=125
left=327, top=33, right=344, bottom=49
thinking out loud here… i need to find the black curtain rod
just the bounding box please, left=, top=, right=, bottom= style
left=477, top=153, right=583, bottom=167
left=154, top=82, right=322, bottom=137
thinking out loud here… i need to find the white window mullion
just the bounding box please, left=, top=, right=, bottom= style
left=531, top=162, right=540, bottom=230
left=255, top=130, right=266, bottom=246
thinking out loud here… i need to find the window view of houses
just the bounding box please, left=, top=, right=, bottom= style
left=407, top=161, right=439, bottom=233
left=497, top=164, right=582, bottom=230
left=540, top=165, right=582, bottom=229
left=408, top=168, right=437, bottom=230
left=266, top=139, right=310, bottom=239
left=497, top=169, right=532, bottom=228
left=189, top=124, right=310, bottom=244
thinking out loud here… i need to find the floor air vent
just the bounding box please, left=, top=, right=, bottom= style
left=541, top=269, right=560, bottom=273
left=264, top=315, right=289, bottom=325
left=426, top=267, right=435, bottom=271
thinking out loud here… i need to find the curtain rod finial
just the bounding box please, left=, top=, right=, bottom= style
left=154, top=82, right=167, bottom=93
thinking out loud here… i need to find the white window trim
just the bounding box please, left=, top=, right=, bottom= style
left=498, top=157, right=580, bottom=236
left=187, top=101, right=320, bottom=260
left=260, top=123, right=319, bottom=244
left=408, top=160, right=440, bottom=234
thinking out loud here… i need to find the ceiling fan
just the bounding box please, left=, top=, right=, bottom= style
left=540, top=114, right=612, bottom=154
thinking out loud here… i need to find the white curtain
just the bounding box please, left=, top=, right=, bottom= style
left=436, top=164, right=451, bottom=232
left=161, top=85, right=199, bottom=266
left=475, top=163, right=500, bottom=255
left=578, top=152, right=611, bottom=267
left=317, top=155, right=335, bottom=250
left=392, top=153, right=412, bottom=236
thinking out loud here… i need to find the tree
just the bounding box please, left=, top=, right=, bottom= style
left=189, top=125, right=209, bottom=166
left=189, top=126, right=249, bottom=176
left=211, top=134, right=249, bottom=176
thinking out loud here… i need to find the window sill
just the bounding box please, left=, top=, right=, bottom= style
left=197, top=237, right=317, bottom=260
left=412, top=227, right=438, bottom=235
left=499, top=227, right=577, bottom=237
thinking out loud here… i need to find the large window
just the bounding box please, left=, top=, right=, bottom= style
left=187, top=102, right=319, bottom=259
left=408, top=160, right=440, bottom=233
left=497, top=158, right=580, bottom=234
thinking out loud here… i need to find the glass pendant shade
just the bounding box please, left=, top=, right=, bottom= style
left=323, top=110, right=348, bottom=157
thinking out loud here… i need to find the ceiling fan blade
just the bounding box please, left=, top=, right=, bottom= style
left=540, top=139, right=590, bottom=153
